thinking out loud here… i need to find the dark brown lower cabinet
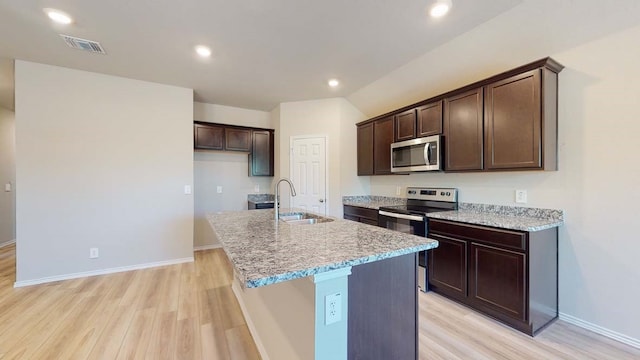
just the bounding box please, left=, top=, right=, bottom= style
left=427, top=233, right=467, bottom=302
left=428, top=219, right=558, bottom=336
left=343, top=205, right=379, bottom=226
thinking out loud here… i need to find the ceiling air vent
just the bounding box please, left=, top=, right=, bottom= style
left=59, top=34, right=106, bottom=54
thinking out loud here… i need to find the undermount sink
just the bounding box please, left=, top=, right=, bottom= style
left=278, top=212, right=334, bottom=225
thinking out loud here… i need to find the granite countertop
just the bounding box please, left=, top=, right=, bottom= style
left=426, top=203, right=564, bottom=232
left=342, top=195, right=406, bottom=210
left=342, top=196, right=564, bottom=232
left=247, top=194, right=275, bottom=204
left=207, top=209, right=438, bottom=288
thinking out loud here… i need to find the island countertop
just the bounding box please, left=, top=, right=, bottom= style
left=207, top=209, right=438, bottom=288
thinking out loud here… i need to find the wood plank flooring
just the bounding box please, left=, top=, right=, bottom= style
left=0, top=244, right=260, bottom=360
left=1, top=243, right=638, bottom=359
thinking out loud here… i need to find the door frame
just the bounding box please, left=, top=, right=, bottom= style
left=289, top=134, right=329, bottom=214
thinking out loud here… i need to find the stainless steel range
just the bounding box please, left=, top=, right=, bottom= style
left=378, top=187, right=458, bottom=292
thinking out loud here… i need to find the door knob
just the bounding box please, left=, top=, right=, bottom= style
left=319, top=199, right=325, bottom=203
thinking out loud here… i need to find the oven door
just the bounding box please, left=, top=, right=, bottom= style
left=378, top=211, right=426, bottom=236
left=378, top=210, right=429, bottom=292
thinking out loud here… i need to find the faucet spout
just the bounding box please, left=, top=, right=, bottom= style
left=274, top=178, right=297, bottom=221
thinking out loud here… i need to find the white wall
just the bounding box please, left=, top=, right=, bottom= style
left=193, top=102, right=273, bottom=248
left=14, top=61, right=194, bottom=283
left=0, top=107, right=15, bottom=245
left=275, top=98, right=369, bottom=217
left=347, top=0, right=640, bottom=344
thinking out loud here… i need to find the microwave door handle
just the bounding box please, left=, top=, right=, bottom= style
left=424, top=143, right=430, bottom=165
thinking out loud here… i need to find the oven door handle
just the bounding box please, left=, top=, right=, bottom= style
left=378, top=211, right=425, bottom=222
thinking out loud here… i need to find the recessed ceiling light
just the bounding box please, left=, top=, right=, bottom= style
left=195, top=45, right=212, bottom=58
left=328, top=79, right=340, bottom=87
left=44, top=8, right=73, bottom=25
left=430, top=0, right=452, bottom=18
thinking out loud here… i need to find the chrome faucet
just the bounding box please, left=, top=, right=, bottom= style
left=274, top=178, right=297, bottom=221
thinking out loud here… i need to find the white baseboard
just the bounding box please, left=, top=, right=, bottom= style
left=194, top=244, right=222, bottom=251
left=14, top=256, right=194, bottom=288
left=560, top=312, right=640, bottom=349
left=231, top=280, right=270, bottom=360
left=0, top=239, right=16, bottom=248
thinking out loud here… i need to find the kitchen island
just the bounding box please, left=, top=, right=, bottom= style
left=207, top=209, right=438, bottom=360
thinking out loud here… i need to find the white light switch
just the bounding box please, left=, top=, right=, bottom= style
left=4, top=183, right=10, bottom=192
left=184, top=185, right=192, bottom=195
left=396, top=186, right=402, bottom=196
left=515, top=190, right=527, bottom=203
left=217, top=186, right=223, bottom=194
left=254, top=184, right=260, bottom=193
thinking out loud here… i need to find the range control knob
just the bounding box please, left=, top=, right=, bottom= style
left=440, top=192, right=445, bottom=196
left=446, top=192, right=451, bottom=196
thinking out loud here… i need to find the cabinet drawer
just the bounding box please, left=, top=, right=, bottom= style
left=343, top=205, right=378, bottom=221
left=429, top=219, right=526, bottom=252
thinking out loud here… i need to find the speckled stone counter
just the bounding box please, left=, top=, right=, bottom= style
left=207, top=209, right=437, bottom=288
left=426, top=202, right=564, bottom=232
left=342, top=195, right=406, bottom=210
left=247, top=193, right=275, bottom=204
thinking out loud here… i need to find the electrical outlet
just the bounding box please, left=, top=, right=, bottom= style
left=515, top=190, right=528, bottom=203
left=184, top=185, right=192, bottom=195
left=254, top=184, right=260, bottom=193
left=217, top=186, right=223, bottom=194
left=325, top=292, right=342, bottom=325
left=89, top=248, right=99, bottom=259
left=396, top=186, right=402, bottom=196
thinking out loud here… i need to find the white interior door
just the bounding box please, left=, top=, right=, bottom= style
left=290, top=136, right=327, bottom=215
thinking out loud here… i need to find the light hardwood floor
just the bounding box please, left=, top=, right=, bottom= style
left=0, top=244, right=260, bottom=360
left=1, top=244, right=639, bottom=359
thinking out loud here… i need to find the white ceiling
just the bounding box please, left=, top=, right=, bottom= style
left=0, top=0, right=522, bottom=111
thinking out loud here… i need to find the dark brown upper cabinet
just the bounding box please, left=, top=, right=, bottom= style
left=357, top=122, right=374, bottom=176
left=444, top=88, right=484, bottom=171
left=225, top=128, right=252, bottom=152
left=249, top=130, right=274, bottom=176
left=484, top=68, right=558, bottom=170
left=394, top=109, right=417, bottom=142
left=373, top=116, right=394, bottom=175
left=194, top=123, right=224, bottom=150
left=355, top=58, right=563, bottom=175
left=194, top=122, right=274, bottom=177
left=417, top=101, right=443, bottom=137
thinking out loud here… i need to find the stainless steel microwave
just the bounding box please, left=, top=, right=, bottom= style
left=391, top=135, right=442, bottom=172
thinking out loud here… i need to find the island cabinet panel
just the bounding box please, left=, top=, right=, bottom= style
left=349, top=253, right=418, bottom=360
left=249, top=130, right=274, bottom=176
left=394, top=109, right=417, bottom=142
left=485, top=70, right=542, bottom=170
left=427, top=233, right=468, bottom=302
left=427, top=218, right=558, bottom=336
left=343, top=205, right=379, bottom=226
left=417, top=101, right=443, bottom=137
left=225, top=127, right=252, bottom=152
left=194, top=123, right=224, bottom=150
left=443, top=88, right=484, bottom=171
left=356, top=122, right=374, bottom=176
left=373, top=116, right=394, bottom=175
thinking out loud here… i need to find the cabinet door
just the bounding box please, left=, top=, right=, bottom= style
left=428, top=233, right=468, bottom=302
left=469, top=242, right=526, bottom=322
left=357, top=123, right=374, bottom=176
left=373, top=116, right=394, bottom=175
left=444, top=88, right=484, bottom=171
left=394, top=109, right=416, bottom=142
left=417, top=101, right=443, bottom=137
left=485, top=70, right=541, bottom=169
left=250, top=130, right=274, bottom=176
left=225, top=128, right=251, bottom=152
left=194, top=124, right=224, bottom=150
